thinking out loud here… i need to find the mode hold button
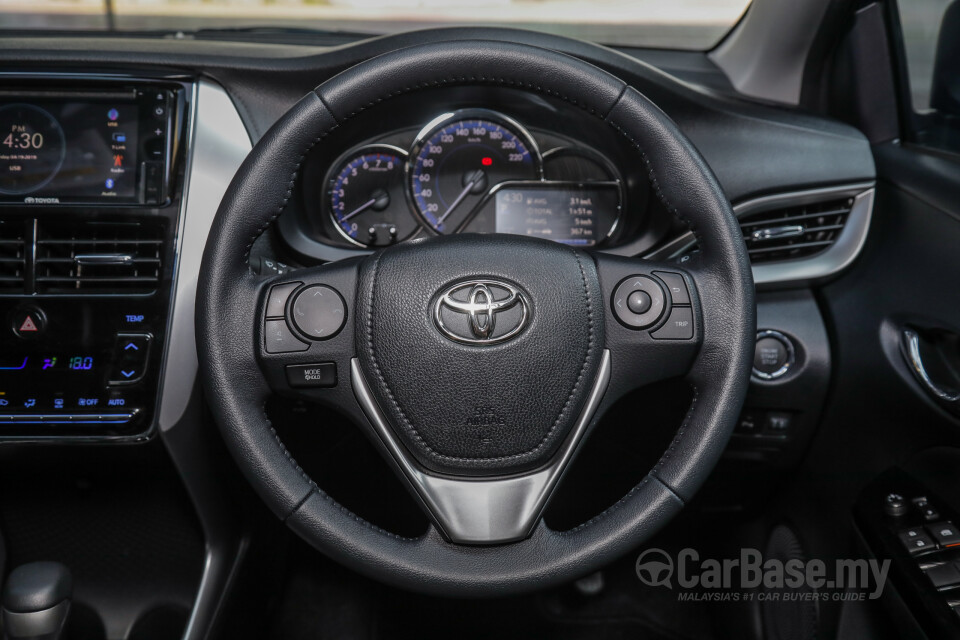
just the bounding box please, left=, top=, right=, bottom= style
left=286, top=363, right=337, bottom=388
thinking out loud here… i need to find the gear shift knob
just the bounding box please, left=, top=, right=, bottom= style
left=1, top=562, right=72, bottom=640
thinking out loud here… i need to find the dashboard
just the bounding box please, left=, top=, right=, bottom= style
left=0, top=25, right=881, bottom=640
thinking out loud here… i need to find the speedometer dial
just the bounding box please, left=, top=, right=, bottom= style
left=408, top=110, right=541, bottom=233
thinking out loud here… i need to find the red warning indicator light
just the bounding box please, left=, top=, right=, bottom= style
left=19, top=316, right=38, bottom=332
left=481, top=157, right=493, bottom=166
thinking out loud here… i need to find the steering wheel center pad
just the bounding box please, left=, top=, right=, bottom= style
left=356, top=234, right=604, bottom=477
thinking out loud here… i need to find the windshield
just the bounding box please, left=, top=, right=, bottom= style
left=4, top=0, right=751, bottom=49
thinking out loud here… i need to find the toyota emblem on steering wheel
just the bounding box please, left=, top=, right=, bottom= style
left=433, top=279, right=529, bottom=345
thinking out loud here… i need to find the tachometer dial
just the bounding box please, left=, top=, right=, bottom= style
left=327, top=145, right=416, bottom=247
left=407, top=110, right=541, bottom=233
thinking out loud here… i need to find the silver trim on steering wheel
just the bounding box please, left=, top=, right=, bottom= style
left=350, top=349, right=611, bottom=545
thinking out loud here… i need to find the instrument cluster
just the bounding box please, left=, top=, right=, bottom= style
left=323, top=108, right=622, bottom=249
left=281, top=96, right=657, bottom=262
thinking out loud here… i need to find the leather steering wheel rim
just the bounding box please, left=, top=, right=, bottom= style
left=197, top=40, right=755, bottom=597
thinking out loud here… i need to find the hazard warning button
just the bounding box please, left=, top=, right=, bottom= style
left=12, top=307, right=46, bottom=339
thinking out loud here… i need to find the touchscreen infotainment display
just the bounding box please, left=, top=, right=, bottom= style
left=0, top=87, right=172, bottom=205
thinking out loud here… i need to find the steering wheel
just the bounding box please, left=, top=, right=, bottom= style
left=197, top=40, right=755, bottom=597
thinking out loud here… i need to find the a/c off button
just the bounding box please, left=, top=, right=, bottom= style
left=286, top=363, right=337, bottom=388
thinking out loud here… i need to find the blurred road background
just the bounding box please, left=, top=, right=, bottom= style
left=0, top=0, right=950, bottom=109
left=0, top=0, right=749, bottom=48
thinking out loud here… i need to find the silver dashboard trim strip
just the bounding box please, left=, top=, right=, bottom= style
left=159, top=80, right=252, bottom=429
left=155, top=79, right=252, bottom=640
left=648, top=182, right=875, bottom=286
left=351, top=349, right=611, bottom=545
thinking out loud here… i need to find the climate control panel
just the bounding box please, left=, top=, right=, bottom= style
left=0, top=295, right=168, bottom=439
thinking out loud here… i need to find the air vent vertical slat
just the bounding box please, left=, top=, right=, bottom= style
left=0, top=220, right=26, bottom=292
left=740, top=197, right=855, bottom=264
left=34, top=220, right=164, bottom=294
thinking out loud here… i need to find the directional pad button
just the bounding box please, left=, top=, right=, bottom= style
left=612, top=275, right=666, bottom=329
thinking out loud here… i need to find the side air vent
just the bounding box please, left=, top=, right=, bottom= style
left=740, top=197, right=854, bottom=264
left=0, top=220, right=27, bottom=292
left=35, top=220, right=164, bottom=294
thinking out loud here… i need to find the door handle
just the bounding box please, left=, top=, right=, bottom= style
left=901, top=329, right=960, bottom=403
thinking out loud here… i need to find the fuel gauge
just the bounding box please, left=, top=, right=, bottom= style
left=327, top=144, right=417, bottom=247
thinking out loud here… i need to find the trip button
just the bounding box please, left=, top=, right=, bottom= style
left=651, top=307, right=694, bottom=340
left=653, top=271, right=691, bottom=305
left=265, top=320, right=309, bottom=354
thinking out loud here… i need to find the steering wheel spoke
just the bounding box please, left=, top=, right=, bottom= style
left=350, top=350, right=612, bottom=544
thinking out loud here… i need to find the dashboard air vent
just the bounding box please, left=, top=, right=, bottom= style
left=740, top=197, right=854, bottom=264
left=35, top=220, right=163, bottom=294
left=0, top=220, right=26, bottom=292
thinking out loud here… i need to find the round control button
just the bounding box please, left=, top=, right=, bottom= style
left=11, top=306, right=46, bottom=339
left=291, top=285, right=347, bottom=340
left=626, top=290, right=652, bottom=314
left=752, top=330, right=795, bottom=380
left=612, top=276, right=666, bottom=329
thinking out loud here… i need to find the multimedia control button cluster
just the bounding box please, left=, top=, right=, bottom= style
left=611, top=272, right=695, bottom=340
left=262, top=281, right=348, bottom=353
